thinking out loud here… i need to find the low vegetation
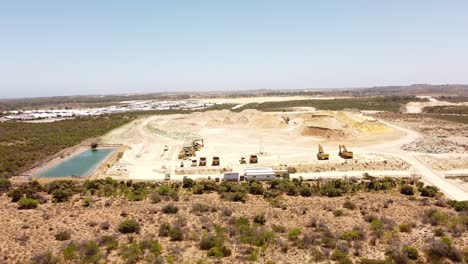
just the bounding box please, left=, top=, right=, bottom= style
left=2, top=177, right=466, bottom=263
left=233, top=96, right=424, bottom=112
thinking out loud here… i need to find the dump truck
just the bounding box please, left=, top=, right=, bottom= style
left=199, top=157, right=207, bottom=166
left=212, top=156, right=220, bottom=166
left=239, top=157, right=247, bottom=164
left=178, top=145, right=195, bottom=159
left=249, top=155, right=258, bottom=164
left=339, top=145, right=353, bottom=159
left=192, top=139, right=204, bottom=151
left=317, top=144, right=329, bottom=160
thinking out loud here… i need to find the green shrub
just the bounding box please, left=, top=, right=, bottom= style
left=425, top=209, right=449, bottom=226
left=333, top=209, right=344, bottom=217
left=343, top=200, right=357, bottom=210
left=98, top=235, right=118, bottom=252
left=420, top=186, right=439, bottom=197
left=403, top=246, right=419, bottom=260
left=426, top=237, right=462, bottom=262
left=128, top=189, right=145, bottom=201
left=447, top=200, right=468, bottom=212
left=340, top=229, right=364, bottom=241
left=161, top=204, right=179, bottom=214
left=434, top=228, right=444, bottom=237
left=120, top=242, right=143, bottom=264
left=370, top=219, right=383, bottom=231
left=158, top=184, right=172, bottom=196
left=207, top=245, right=232, bottom=258
left=62, top=244, right=78, bottom=261
left=169, top=226, right=184, bottom=241
left=331, top=250, right=352, bottom=264
left=80, top=240, right=102, bottom=264
left=287, top=227, right=302, bottom=241
left=18, top=197, right=39, bottom=209
left=55, top=230, right=71, bottom=241
left=52, top=188, right=73, bottom=202
left=400, top=185, right=414, bottom=195
left=321, top=186, right=343, bottom=197
left=150, top=191, right=161, bottom=203
left=7, top=189, right=23, bottom=202
left=253, top=214, right=266, bottom=225
left=182, top=177, right=194, bottom=188
left=159, top=223, right=172, bottom=237
left=398, top=223, right=412, bottom=233
left=82, top=197, right=92, bottom=207
left=118, top=219, right=140, bottom=234
left=0, top=177, right=11, bottom=191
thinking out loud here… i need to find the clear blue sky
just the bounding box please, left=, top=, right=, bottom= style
left=1, top=1, right=468, bottom=98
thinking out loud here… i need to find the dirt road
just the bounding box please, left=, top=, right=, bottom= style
left=359, top=120, right=468, bottom=201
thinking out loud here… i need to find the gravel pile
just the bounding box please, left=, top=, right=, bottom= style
left=402, top=137, right=466, bottom=154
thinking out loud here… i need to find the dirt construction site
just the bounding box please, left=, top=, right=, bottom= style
left=98, top=103, right=468, bottom=201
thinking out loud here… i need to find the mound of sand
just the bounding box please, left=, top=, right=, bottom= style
left=301, top=126, right=345, bottom=138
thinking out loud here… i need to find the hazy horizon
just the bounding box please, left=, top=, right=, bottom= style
left=1, top=1, right=468, bottom=98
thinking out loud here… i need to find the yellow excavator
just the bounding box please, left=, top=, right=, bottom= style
left=339, top=145, right=353, bottom=159
left=317, top=144, right=329, bottom=160
left=178, top=145, right=196, bottom=159
left=192, top=139, right=204, bottom=151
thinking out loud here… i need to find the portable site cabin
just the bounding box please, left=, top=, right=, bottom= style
left=244, top=168, right=278, bottom=181
left=222, top=172, right=239, bottom=182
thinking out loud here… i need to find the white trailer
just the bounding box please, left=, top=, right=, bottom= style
left=244, top=168, right=278, bottom=181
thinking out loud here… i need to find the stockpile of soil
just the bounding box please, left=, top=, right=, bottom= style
left=402, top=137, right=467, bottom=154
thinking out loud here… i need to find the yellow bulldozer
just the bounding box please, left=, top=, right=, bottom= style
left=339, top=145, right=353, bottom=159
left=317, top=144, right=329, bottom=160
left=178, top=145, right=196, bottom=159
left=192, top=139, right=204, bottom=151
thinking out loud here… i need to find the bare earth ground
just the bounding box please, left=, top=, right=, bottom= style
left=0, top=191, right=466, bottom=263
left=100, top=108, right=468, bottom=200
left=101, top=109, right=404, bottom=180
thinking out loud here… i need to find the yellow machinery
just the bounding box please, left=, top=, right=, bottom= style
left=317, top=144, right=329, bottom=160
left=192, top=139, right=204, bottom=151
left=212, top=156, right=220, bottom=166
left=249, top=155, right=258, bottom=164
left=339, top=145, right=353, bottom=159
left=178, top=145, right=195, bottom=159
left=199, top=157, right=207, bottom=166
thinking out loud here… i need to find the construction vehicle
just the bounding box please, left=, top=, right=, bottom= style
left=212, top=156, right=220, bottom=166
left=249, top=155, right=258, bottom=164
left=239, top=157, right=247, bottom=164
left=178, top=145, right=195, bottom=159
left=339, top=145, right=353, bottom=159
left=192, top=139, right=204, bottom=151
left=199, top=157, right=207, bottom=166
left=191, top=159, right=197, bottom=167
left=317, top=144, right=329, bottom=160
